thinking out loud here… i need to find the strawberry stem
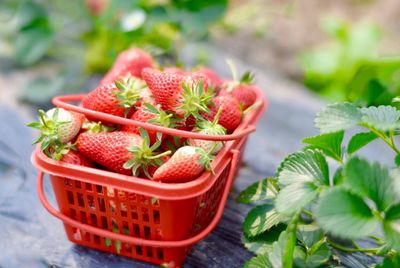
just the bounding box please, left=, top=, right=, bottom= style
left=145, top=150, right=171, bottom=160
left=243, top=100, right=262, bottom=115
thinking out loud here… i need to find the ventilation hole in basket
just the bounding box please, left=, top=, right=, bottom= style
left=146, top=247, right=153, bottom=258
left=72, top=228, right=82, bottom=241
left=153, top=210, right=160, bottom=224
left=77, top=193, right=84, bottom=207
left=133, top=224, right=140, bottom=237
left=157, top=248, right=164, bottom=260
left=90, top=214, right=97, bottom=226
left=142, top=212, right=149, bottom=223
left=120, top=209, right=127, bottom=218
left=130, top=194, right=137, bottom=202
left=98, top=198, right=106, bottom=212
left=94, top=235, right=100, bottom=244
left=120, top=202, right=127, bottom=213
left=75, top=180, right=82, bottom=189
left=80, top=211, right=87, bottom=224
left=64, top=178, right=73, bottom=187
left=144, top=226, right=151, bottom=239
left=85, top=183, right=93, bottom=192
left=107, top=187, right=115, bottom=197
left=83, top=231, right=91, bottom=242
left=109, top=200, right=116, bottom=213
left=122, top=221, right=129, bottom=235
left=96, top=185, right=103, bottom=194
left=101, top=216, right=108, bottom=229
left=70, top=209, right=76, bottom=219
left=136, top=246, right=143, bottom=256
left=87, top=195, right=95, bottom=210
left=131, top=211, right=138, bottom=220
left=124, top=243, right=132, bottom=254
left=67, top=191, right=74, bottom=205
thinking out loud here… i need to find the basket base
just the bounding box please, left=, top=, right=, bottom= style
left=64, top=223, right=189, bottom=267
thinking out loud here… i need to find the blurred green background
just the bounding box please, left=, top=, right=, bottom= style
left=0, top=0, right=399, bottom=108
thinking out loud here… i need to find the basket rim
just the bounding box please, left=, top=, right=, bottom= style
left=51, top=86, right=266, bottom=141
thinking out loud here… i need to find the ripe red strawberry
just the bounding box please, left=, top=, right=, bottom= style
left=153, top=146, right=213, bottom=183
left=163, top=67, right=186, bottom=75
left=61, top=150, right=93, bottom=167
left=76, top=130, right=170, bottom=177
left=202, top=95, right=242, bottom=133
left=223, top=64, right=258, bottom=110
left=193, top=67, right=223, bottom=90
left=82, top=76, right=147, bottom=117
left=121, top=103, right=175, bottom=143
left=188, top=107, right=226, bottom=154
left=230, top=84, right=258, bottom=110
left=142, top=68, right=213, bottom=119
left=100, top=48, right=153, bottom=85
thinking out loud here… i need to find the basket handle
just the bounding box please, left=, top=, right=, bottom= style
left=37, top=149, right=240, bottom=248
left=52, top=94, right=257, bottom=141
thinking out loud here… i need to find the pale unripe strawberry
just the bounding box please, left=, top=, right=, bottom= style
left=45, top=108, right=84, bottom=143
left=188, top=107, right=226, bottom=154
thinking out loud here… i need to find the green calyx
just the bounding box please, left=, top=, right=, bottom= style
left=114, top=75, right=146, bottom=111
left=123, top=128, right=171, bottom=179
left=225, top=59, right=255, bottom=92
left=27, top=108, right=70, bottom=157
left=143, top=103, right=179, bottom=128
left=82, top=120, right=114, bottom=133
left=178, top=79, right=214, bottom=120
left=195, top=146, right=215, bottom=174
left=196, top=106, right=227, bottom=135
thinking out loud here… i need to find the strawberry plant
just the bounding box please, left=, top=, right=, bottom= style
left=239, top=102, right=400, bottom=267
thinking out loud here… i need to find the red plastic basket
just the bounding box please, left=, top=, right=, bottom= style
left=32, top=88, right=266, bottom=267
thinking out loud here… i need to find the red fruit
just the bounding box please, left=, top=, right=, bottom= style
left=82, top=76, right=146, bottom=117
left=202, top=95, right=242, bottom=133
left=61, top=150, right=93, bottom=167
left=153, top=146, right=213, bottom=183
left=121, top=104, right=174, bottom=144
left=76, top=131, right=171, bottom=177
left=193, top=67, right=223, bottom=90
left=163, top=67, right=186, bottom=75
left=231, top=85, right=257, bottom=110
left=142, top=68, right=213, bottom=119
left=77, top=131, right=143, bottom=175
left=100, top=48, right=153, bottom=85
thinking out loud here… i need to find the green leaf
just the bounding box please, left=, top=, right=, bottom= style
left=297, top=224, right=324, bottom=249
left=343, top=157, right=396, bottom=211
left=244, top=254, right=272, bottom=268
left=332, top=167, right=344, bottom=185
left=15, top=27, right=54, bottom=66
left=105, top=238, right=111, bottom=247
left=302, top=131, right=344, bottom=162
left=384, top=204, right=400, bottom=250
left=395, top=154, right=400, bottom=167
left=277, top=149, right=329, bottom=187
left=360, top=106, right=400, bottom=131
left=347, top=132, right=377, bottom=155
left=316, top=188, right=379, bottom=239
left=376, top=253, right=400, bottom=268
left=237, top=177, right=278, bottom=204
left=242, top=224, right=287, bottom=255
left=275, top=182, right=319, bottom=216
left=243, top=205, right=283, bottom=237
left=294, top=242, right=331, bottom=268
left=267, top=231, right=296, bottom=268
left=315, top=103, right=362, bottom=133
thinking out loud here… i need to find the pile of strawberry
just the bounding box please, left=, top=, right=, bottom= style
left=29, top=48, right=259, bottom=183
